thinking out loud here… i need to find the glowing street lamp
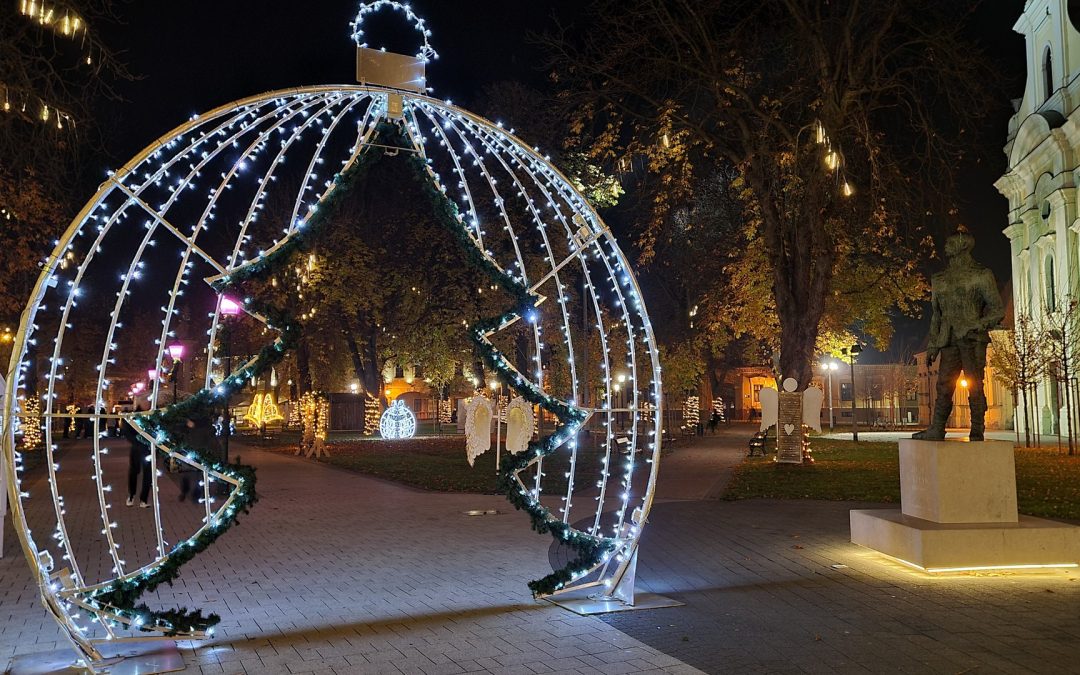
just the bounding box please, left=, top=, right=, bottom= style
left=219, top=296, right=242, bottom=316
left=167, top=343, right=185, bottom=404
left=821, top=361, right=840, bottom=431
left=842, top=343, right=863, bottom=442
left=218, top=296, right=241, bottom=464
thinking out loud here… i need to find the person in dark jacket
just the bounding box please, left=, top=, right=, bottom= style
left=124, top=408, right=152, bottom=508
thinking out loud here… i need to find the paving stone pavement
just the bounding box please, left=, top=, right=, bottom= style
left=602, top=426, right=1080, bottom=674
left=0, top=439, right=701, bottom=675
left=5, top=428, right=1080, bottom=674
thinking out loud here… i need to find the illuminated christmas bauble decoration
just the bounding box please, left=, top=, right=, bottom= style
left=379, top=399, right=416, bottom=439
left=1, top=2, right=665, bottom=660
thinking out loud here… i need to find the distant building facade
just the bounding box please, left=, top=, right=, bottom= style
left=915, top=340, right=1015, bottom=432
left=996, top=0, right=1080, bottom=435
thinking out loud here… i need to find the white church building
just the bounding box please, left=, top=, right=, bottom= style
left=997, top=0, right=1080, bottom=436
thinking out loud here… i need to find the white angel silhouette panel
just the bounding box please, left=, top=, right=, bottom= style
left=802, top=385, right=823, bottom=432
left=759, top=386, right=780, bottom=433
left=464, top=395, right=494, bottom=467
left=504, top=397, right=534, bottom=455
left=759, top=378, right=825, bottom=434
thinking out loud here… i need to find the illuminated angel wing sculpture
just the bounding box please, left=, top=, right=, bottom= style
left=504, top=396, right=534, bottom=455
left=759, top=386, right=779, bottom=433
left=802, top=385, right=824, bottom=433
left=464, top=395, right=494, bottom=466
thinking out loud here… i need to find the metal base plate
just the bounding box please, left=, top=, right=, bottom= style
left=547, top=591, right=684, bottom=616
left=7, top=640, right=185, bottom=675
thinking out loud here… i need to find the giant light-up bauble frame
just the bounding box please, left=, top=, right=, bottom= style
left=380, top=399, right=416, bottom=439
left=1, top=85, right=664, bottom=662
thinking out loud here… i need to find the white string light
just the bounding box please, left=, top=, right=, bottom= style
left=2, top=83, right=665, bottom=660
left=350, top=1, right=438, bottom=63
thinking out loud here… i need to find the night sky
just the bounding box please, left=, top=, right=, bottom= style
left=96, top=0, right=1028, bottom=360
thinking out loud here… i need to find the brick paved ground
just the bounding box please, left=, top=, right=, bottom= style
left=603, top=425, right=1080, bottom=674
left=4, top=427, right=1080, bottom=674
left=0, top=438, right=700, bottom=674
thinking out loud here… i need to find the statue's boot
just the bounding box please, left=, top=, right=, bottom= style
left=969, top=395, right=987, bottom=442
left=911, top=426, right=946, bottom=441
left=913, top=405, right=950, bottom=440
left=969, top=422, right=985, bottom=442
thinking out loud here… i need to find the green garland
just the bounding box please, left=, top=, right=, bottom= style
left=398, top=126, right=619, bottom=597
left=80, top=129, right=388, bottom=637
left=84, top=119, right=620, bottom=636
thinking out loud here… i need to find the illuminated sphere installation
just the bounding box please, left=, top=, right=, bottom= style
left=379, top=399, right=417, bottom=439
left=0, top=4, right=664, bottom=662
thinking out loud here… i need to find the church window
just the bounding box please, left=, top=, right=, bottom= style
left=1046, top=255, right=1056, bottom=312
left=1044, top=45, right=1054, bottom=102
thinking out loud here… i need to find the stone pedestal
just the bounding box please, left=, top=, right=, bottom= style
left=899, top=440, right=1017, bottom=523
left=850, top=439, right=1080, bottom=572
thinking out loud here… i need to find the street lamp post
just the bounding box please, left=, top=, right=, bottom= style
left=616, top=372, right=627, bottom=432
left=822, top=361, right=839, bottom=431
left=167, top=343, right=185, bottom=405
left=219, top=296, right=242, bottom=465
left=844, top=344, right=863, bottom=442
left=489, top=379, right=502, bottom=474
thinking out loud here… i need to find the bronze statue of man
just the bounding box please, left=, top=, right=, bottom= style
left=913, top=226, right=1004, bottom=442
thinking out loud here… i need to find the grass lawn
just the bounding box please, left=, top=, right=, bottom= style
left=257, top=434, right=605, bottom=495
left=725, top=438, right=1080, bottom=520
left=725, top=440, right=901, bottom=503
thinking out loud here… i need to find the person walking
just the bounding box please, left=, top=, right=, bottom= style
left=708, top=410, right=720, bottom=435
left=124, top=408, right=152, bottom=508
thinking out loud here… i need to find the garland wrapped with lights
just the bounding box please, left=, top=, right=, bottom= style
left=364, top=393, right=381, bottom=435
left=19, top=397, right=42, bottom=450
left=399, top=128, right=619, bottom=596
left=83, top=120, right=617, bottom=630
left=682, top=395, right=700, bottom=431
left=79, top=127, right=388, bottom=636
left=299, top=391, right=330, bottom=455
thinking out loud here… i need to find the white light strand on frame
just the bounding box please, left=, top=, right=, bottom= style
left=2, top=85, right=666, bottom=658
left=350, top=1, right=438, bottom=63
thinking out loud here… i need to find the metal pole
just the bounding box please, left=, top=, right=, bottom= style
left=223, top=329, right=231, bottom=466
left=172, top=359, right=180, bottom=405
left=827, top=369, right=834, bottom=431
left=495, top=384, right=502, bottom=475
left=850, top=353, right=859, bottom=442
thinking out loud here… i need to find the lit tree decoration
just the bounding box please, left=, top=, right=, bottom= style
left=379, top=399, right=416, bottom=439
left=299, top=391, right=329, bottom=457
left=364, top=393, right=381, bottom=435
left=682, top=395, right=700, bottom=431
left=18, top=396, right=42, bottom=450
left=712, top=396, right=726, bottom=422
left=438, top=398, right=452, bottom=425
left=0, top=3, right=665, bottom=664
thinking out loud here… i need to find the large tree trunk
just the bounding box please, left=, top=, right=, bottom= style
left=745, top=154, right=837, bottom=393
left=364, top=330, right=384, bottom=407
left=295, top=339, right=313, bottom=395
left=344, top=331, right=365, bottom=391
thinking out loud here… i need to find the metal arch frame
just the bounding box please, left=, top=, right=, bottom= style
left=2, top=84, right=664, bottom=668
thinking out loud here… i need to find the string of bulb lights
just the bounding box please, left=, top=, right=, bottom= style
left=2, top=2, right=664, bottom=664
